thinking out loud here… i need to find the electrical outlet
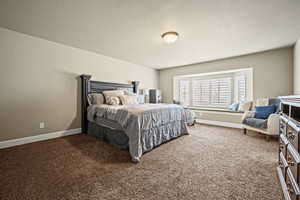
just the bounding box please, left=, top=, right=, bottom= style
left=39, top=122, right=45, bottom=129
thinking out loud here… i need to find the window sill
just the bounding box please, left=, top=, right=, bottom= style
left=184, top=106, right=243, bottom=114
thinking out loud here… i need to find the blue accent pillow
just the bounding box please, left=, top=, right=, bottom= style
left=228, top=103, right=239, bottom=112
left=255, top=105, right=276, bottom=119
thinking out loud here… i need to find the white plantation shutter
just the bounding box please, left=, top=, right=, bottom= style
left=192, top=80, right=210, bottom=106
left=236, top=75, right=246, bottom=102
left=210, top=77, right=232, bottom=106
left=174, top=68, right=252, bottom=109
left=179, top=80, right=190, bottom=106
left=191, top=77, right=232, bottom=107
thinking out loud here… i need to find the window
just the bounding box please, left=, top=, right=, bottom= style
left=179, top=80, right=189, bottom=106
left=235, top=75, right=246, bottom=102
left=191, top=77, right=232, bottom=107
left=192, top=79, right=210, bottom=106
left=174, top=68, right=253, bottom=109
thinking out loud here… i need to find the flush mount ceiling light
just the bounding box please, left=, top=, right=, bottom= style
left=161, top=31, right=179, bottom=44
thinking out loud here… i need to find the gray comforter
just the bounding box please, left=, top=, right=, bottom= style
left=87, top=104, right=192, bottom=162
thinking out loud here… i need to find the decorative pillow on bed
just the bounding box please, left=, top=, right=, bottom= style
left=87, top=93, right=105, bottom=105
left=105, top=96, right=121, bottom=105
left=103, top=90, right=125, bottom=96
left=119, top=95, right=138, bottom=105
left=103, top=90, right=125, bottom=104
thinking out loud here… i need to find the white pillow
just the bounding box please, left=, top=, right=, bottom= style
left=238, top=101, right=252, bottom=112
left=102, top=90, right=125, bottom=96
left=124, top=90, right=136, bottom=96
left=119, top=95, right=138, bottom=105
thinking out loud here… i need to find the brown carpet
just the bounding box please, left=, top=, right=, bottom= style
left=0, top=124, right=281, bottom=200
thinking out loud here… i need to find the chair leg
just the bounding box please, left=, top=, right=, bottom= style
left=243, top=128, right=247, bottom=135
left=266, top=135, right=271, bottom=142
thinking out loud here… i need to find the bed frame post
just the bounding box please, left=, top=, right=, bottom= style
left=131, top=81, right=140, bottom=94
left=80, top=74, right=92, bottom=133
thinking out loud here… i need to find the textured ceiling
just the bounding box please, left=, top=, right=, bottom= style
left=0, top=0, right=300, bottom=69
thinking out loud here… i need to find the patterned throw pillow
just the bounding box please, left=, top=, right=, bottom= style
left=253, top=98, right=269, bottom=109
left=103, top=90, right=124, bottom=104
left=105, top=96, right=120, bottom=105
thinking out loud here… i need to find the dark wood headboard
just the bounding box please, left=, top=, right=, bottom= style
left=80, top=74, right=139, bottom=133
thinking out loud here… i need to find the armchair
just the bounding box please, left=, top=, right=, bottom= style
left=241, top=98, right=280, bottom=141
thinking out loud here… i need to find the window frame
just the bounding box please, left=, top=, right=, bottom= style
left=178, top=79, right=190, bottom=106
left=173, top=68, right=253, bottom=109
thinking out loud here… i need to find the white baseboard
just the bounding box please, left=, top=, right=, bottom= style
left=0, top=128, right=82, bottom=149
left=196, top=119, right=243, bottom=129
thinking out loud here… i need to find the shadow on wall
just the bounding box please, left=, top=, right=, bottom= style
left=69, top=75, right=81, bottom=131
left=55, top=70, right=81, bottom=131
left=69, top=74, right=81, bottom=131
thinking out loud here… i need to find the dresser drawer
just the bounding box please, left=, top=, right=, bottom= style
left=278, top=97, right=300, bottom=199
left=278, top=166, right=292, bottom=200
left=280, top=151, right=289, bottom=178
left=286, top=167, right=300, bottom=200
left=281, top=116, right=289, bottom=134
left=281, top=134, right=290, bottom=156
left=287, top=144, right=300, bottom=184
left=286, top=122, right=299, bottom=150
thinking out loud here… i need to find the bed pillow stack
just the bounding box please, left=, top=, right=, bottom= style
left=106, top=96, right=121, bottom=105
left=102, top=90, right=124, bottom=105
left=119, top=95, right=138, bottom=105
left=102, top=90, right=139, bottom=105
left=87, top=93, right=105, bottom=105
left=120, top=90, right=139, bottom=105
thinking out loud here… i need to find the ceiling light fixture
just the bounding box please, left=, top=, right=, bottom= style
left=161, top=31, right=179, bottom=44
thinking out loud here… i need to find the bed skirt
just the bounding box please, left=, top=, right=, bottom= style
left=87, top=120, right=189, bottom=161
left=87, top=122, right=129, bottom=150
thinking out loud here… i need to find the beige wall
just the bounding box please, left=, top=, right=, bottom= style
left=0, top=27, right=158, bottom=141
left=159, top=47, right=293, bottom=103
left=294, top=39, right=300, bottom=94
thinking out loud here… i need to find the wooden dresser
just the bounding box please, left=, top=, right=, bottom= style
left=278, top=96, right=300, bottom=200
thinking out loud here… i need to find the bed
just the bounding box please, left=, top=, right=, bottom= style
left=80, top=75, right=194, bottom=162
